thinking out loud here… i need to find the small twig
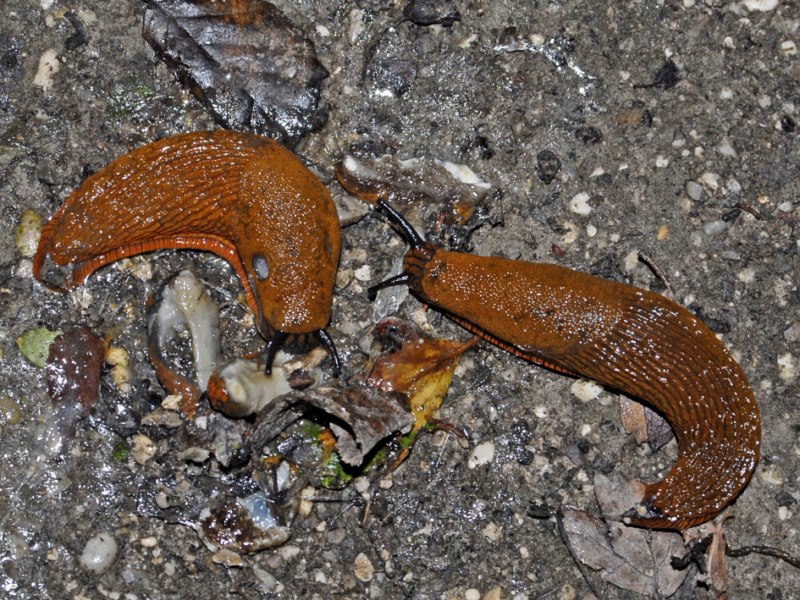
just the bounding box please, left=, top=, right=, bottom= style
left=726, top=544, right=800, bottom=569
left=638, top=252, right=676, bottom=300
left=735, top=202, right=763, bottom=220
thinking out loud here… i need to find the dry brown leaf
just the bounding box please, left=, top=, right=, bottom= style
left=45, top=325, right=105, bottom=412
left=560, top=505, right=687, bottom=597
left=707, top=515, right=732, bottom=595
left=247, top=386, right=414, bottom=466
left=366, top=318, right=477, bottom=433
left=143, top=0, right=328, bottom=145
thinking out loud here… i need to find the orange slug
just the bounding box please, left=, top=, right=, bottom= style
left=34, top=130, right=341, bottom=374
left=368, top=199, right=760, bottom=530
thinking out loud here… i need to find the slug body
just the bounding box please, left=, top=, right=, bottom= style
left=34, top=131, right=341, bottom=372
left=372, top=200, right=760, bottom=530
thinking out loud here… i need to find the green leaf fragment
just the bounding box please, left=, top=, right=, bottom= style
left=16, top=327, right=62, bottom=368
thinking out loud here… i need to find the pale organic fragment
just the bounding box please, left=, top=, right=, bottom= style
left=79, top=532, right=118, bottom=574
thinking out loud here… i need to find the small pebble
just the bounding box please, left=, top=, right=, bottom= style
left=212, top=548, right=244, bottom=567
left=140, top=536, right=158, bottom=548
left=568, top=192, right=592, bottom=215
left=298, top=486, right=315, bottom=516
left=703, top=220, right=728, bottom=236
left=571, top=379, right=603, bottom=403
left=783, top=322, right=800, bottom=343
left=354, top=265, right=371, bottom=282
left=79, top=532, right=118, bottom=574
left=483, top=587, right=503, bottom=600
left=481, top=522, right=502, bottom=542
left=780, top=40, right=798, bottom=56
left=697, top=172, right=720, bottom=194
left=686, top=180, right=704, bottom=201
left=132, top=433, right=157, bottom=464
left=33, top=49, right=60, bottom=92
left=465, top=589, right=481, bottom=600
left=161, top=394, right=182, bottom=411
left=354, top=552, right=374, bottom=582
left=558, top=582, right=578, bottom=600
left=742, top=0, right=778, bottom=11
left=468, top=441, right=495, bottom=469
left=777, top=353, right=796, bottom=382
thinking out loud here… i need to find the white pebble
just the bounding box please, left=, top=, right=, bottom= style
left=742, top=0, right=778, bottom=11
left=698, top=172, right=720, bottom=194
left=140, top=536, right=158, bottom=548
left=703, top=220, right=728, bottom=236
left=468, top=441, right=496, bottom=469
left=465, top=589, right=481, bottom=600
left=481, top=522, right=503, bottom=542
left=33, top=49, right=60, bottom=93
left=132, top=434, right=157, bottom=465
left=655, top=155, right=669, bottom=168
left=716, top=140, right=737, bottom=157
left=354, top=265, right=371, bottom=282
left=570, top=380, right=603, bottom=403
left=780, top=40, right=798, bottom=56
left=737, top=267, right=756, bottom=283
left=568, top=192, right=592, bottom=215
left=777, top=353, right=797, bottom=382
left=79, top=532, right=118, bottom=574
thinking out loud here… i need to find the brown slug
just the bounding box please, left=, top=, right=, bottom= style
left=368, top=199, right=760, bottom=530
left=34, top=130, right=341, bottom=374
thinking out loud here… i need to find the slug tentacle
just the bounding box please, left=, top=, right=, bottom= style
left=367, top=273, right=416, bottom=301
left=375, top=198, right=425, bottom=250
left=316, top=328, right=342, bottom=378
left=263, top=331, right=289, bottom=376
left=365, top=200, right=760, bottom=530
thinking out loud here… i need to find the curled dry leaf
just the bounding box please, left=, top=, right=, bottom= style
left=366, top=317, right=478, bottom=434
left=247, top=386, right=414, bottom=466
left=142, top=0, right=328, bottom=145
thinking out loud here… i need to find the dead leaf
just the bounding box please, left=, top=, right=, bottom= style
left=143, top=0, right=328, bottom=145
left=366, top=317, right=477, bottom=433
left=336, top=153, right=493, bottom=226
left=707, top=515, right=732, bottom=595
left=45, top=325, right=105, bottom=412
left=560, top=506, right=688, bottom=597
left=619, top=395, right=673, bottom=451
left=247, top=386, right=414, bottom=466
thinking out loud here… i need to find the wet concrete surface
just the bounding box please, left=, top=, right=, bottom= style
left=1, top=1, right=798, bottom=598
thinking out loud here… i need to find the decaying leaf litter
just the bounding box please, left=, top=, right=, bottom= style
left=2, top=0, right=799, bottom=598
